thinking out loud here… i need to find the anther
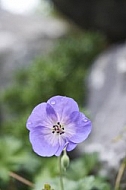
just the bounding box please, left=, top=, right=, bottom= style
left=52, top=122, right=65, bottom=135
left=60, top=132, right=64, bottom=135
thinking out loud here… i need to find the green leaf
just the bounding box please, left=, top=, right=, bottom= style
left=65, top=153, right=99, bottom=180
left=0, top=136, right=40, bottom=181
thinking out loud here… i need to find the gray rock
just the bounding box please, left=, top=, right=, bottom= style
left=0, top=10, right=67, bottom=89
left=80, top=44, right=126, bottom=171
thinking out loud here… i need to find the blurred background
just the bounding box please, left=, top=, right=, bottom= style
left=0, top=0, right=126, bottom=190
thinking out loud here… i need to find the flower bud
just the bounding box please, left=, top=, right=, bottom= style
left=42, top=184, right=53, bottom=190
left=61, top=153, right=70, bottom=170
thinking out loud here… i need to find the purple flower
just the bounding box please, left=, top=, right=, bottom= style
left=26, top=96, right=92, bottom=157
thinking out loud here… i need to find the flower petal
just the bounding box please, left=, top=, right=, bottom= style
left=26, top=103, right=48, bottom=130
left=66, top=142, right=77, bottom=151
left=55, top=137, right=67, bottom=156
left=47, top=96, right=79, bottom=122
left=26, top=103, right=57, bottom=131
left=63, top=112, right=81, bottom=138
left=46, top=103, right=58, bottom=123
left=29, top=126, right=60, bottom=157
left=68, top=113, right=92, bottom=143
left=66, top=111, right=80, bottom=124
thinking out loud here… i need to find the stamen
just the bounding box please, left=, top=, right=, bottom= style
left=52, top=122, right=64, bottom=135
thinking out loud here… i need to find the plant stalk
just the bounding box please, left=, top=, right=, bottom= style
left=9, top=171, right=34, bottom=187
left=114, top=159, right=126, bottom=190
left=59, top=155, right=64, bottom=190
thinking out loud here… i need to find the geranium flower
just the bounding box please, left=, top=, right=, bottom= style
left=26, top=96, right=92, bottom=157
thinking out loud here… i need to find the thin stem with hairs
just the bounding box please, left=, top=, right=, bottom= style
left=59, top=155, right=64, bottom=190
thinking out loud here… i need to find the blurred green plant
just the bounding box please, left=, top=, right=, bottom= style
left=0, top=136, right=41, bottom=188
left=34, top=153, right=111, bottom=190
left=1, top=31, right=106, bottom=115
left=0, top=31, right=109, bottom=189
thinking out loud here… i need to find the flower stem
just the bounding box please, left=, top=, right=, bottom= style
left=9, top=171, right=34, bottom=187
left=59, top=155, right=64, bottom=190
left=114, top=158, right=126, bottom=190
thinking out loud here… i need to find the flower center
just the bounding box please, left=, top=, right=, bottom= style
left=52, top=122, right=64, bottom=135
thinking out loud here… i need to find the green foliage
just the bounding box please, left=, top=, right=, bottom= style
left=34, top=154, right=111, bottom=190
left=65, top=153, right=99, bottom=180
left=35, top=177, right=111, bottom=190
left=1, top=31, right=106, bottom=116
left=34, top=154, right=98, bottom=182
left=0, top=136, right=40, bottom=182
